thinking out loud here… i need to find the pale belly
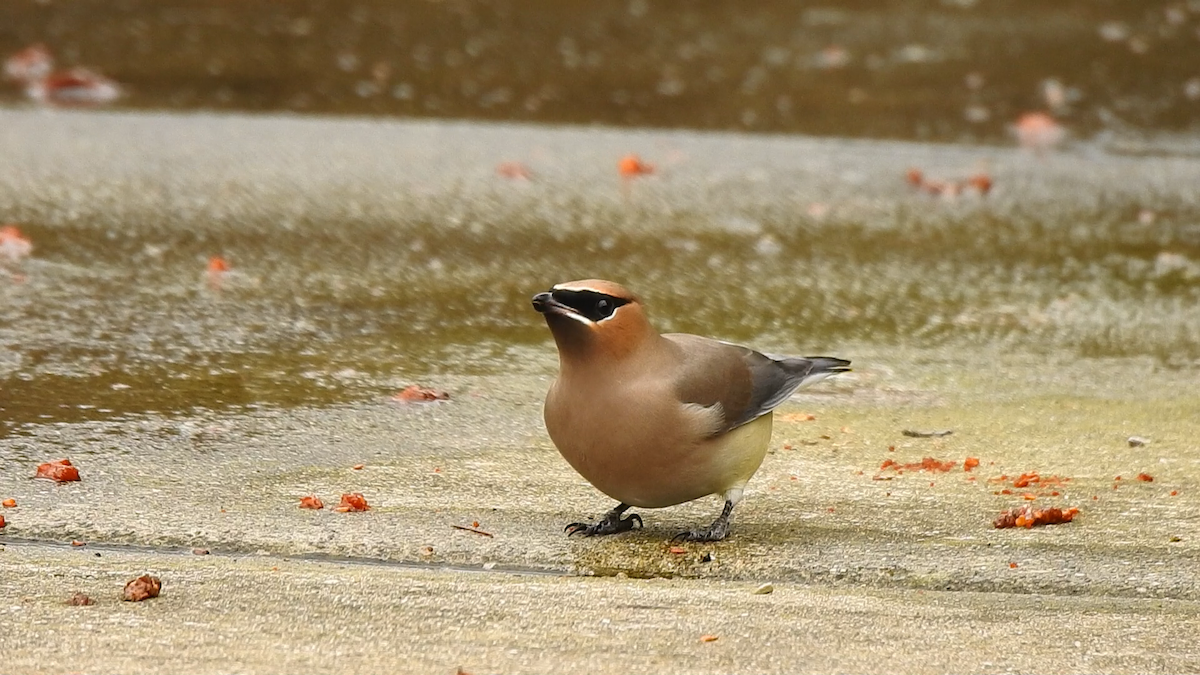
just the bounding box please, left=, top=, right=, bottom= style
left=545, top=387, right=774, bottom=508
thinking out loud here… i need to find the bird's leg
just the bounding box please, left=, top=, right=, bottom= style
left=565, top=502, right=643, bottom=537
left=673, top=499, right=735, bottom=542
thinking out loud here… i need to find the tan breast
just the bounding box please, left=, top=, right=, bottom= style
left=544, top=362, right=747, bottom=508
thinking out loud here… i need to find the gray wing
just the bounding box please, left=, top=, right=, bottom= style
left=665, top=334, right=850, bottom=435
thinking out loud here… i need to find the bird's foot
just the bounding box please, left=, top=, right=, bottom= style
left=565, top=512, right=643, bottom=537
left=671, top=521, right=730, bottom=542
left=672, top=499, right=735, bottom=542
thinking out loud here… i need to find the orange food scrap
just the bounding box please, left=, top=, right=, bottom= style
left=71, top=540, right=85, bottom=547
left=669, top=546, right=687, bottom=555
left=393, top=384, right=450, bottom=403
left=0, top=224, right=33, bottom=263
left=963, top=457, right=980, bottom=472
left=1114, top=475, right=1122, bottom=481
left=879, top=457, right=957, bottom=473
left=122, top=575, right=162, bottom=602
left=1014, top=112, right=1066, bottom=152
left=1009, top=562, right=1018, bottom=569
left=993, top=506, right=1079, bottom=529
left=352, top=464, right=364, bottom=470
left=0, top=514, right=5, bottom=528
left=472, top=520, right=480, bottom=528
left=779, top=413, right=816, bottom=422
left=335, top=492, right=370, bottom=512
left=967, top=173, right=993, bottom=194
left=905, top=168, right=924, bottom=187
left=206, top=256, right=230, bottom=273
left=496, top=161, right=532, bottom=180
left=35, top=459, right=80, bottom=482
left=1012, top=472, right=1039, bottom=488
left=1, top=498, right=14, bottom=508
left=1171, top=490, right=1178, bottom=496
left=1137, top=473, right=1154, bottom=482
left=618, top=154, right=654, bottom=177
left=298, top=495, right=324, bottom=510
left=700, top=634, right=719, bottom=643
left=1022, top=493, right=1037, bottom=501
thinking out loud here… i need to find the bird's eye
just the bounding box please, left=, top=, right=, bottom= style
left=595, top=298, right=615, bottom=318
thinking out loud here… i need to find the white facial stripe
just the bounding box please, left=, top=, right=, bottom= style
left=551, top=283, right=608, bottom=294
left=554, top=309, right=594, bottom=326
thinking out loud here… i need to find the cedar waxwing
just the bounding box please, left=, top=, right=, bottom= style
left=532, top=279, right=850, bottom=541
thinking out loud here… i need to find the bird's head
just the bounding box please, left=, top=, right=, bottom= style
left=532, top=279, right=654, bottom=362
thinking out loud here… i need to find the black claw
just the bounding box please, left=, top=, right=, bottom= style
left=563, top=510, right=642, bottom=537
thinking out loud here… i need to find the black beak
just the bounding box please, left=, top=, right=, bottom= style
left=531, top=291, right=555, bottom=314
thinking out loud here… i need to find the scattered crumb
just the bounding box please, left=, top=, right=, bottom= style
left=668, top=546, right=687, bottom=555
left=496, top=161, right=532, bottom=180
left=753, top=583, right=774, bottom=595
left=879, top=457, right=957, bottom=473
left=0, top=514, right=5, bottom=528
left=192, top=548, right=210, bottom=555
left=35, top=459, right=80, bottom=482
left=699, top=634, right=719, bottom=643
left=298, top=495, right=324, bottom=510
left=335, top=492, right=370, bottom=512
left=1171, top=490, right=1178, bottom=496
left=618, top=154, right=654, bottom=177
left=392, top=385, right=450, bottom=403
left=352, top=464, right=365, bottom=470
left=1009, top=562, right=1018, bottom=569
left=1127, top=436, right=1150, bottom=447
left=963, top=457, right=980, bottom=472
left=994, top=506, right=1079, bottom=529
left=1, top=498, right=15, bottom=508
left=70, top=540, right=85, bottom=547
left=1137, top=473, right=1154, bottom=482
left=420, top=545, right=435, bottom=556
left=122, top=575, right=162, bottom=602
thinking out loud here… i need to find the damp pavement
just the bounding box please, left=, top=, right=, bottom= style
left=0, top=109, right=1199, bottom=673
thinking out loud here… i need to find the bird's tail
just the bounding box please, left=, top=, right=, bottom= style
left=794, top=356, right=851, bottom=388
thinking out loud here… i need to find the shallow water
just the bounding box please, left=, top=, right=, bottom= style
left=0, top=110, right=1198, bottom=431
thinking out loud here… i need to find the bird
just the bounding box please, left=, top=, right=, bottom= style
left=532, top=279, right=850, bottom=541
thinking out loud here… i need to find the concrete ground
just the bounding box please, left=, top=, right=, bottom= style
left=2, top=543, right=1197, bottom=675
left=1, top=109, right=1198, bottom=673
